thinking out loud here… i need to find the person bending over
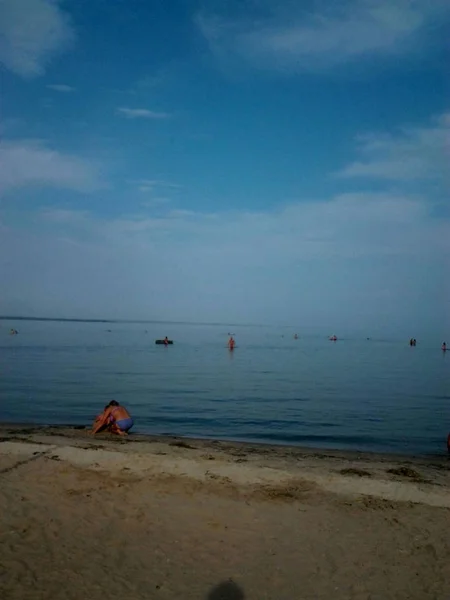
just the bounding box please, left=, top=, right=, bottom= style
left=92, top=400, right=133, bottom=436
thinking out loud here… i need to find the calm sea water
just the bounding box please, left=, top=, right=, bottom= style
left=0, top=320, right=448, bottom=455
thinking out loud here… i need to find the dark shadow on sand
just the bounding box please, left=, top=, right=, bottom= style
left=206, top=580, right=245, bottom=599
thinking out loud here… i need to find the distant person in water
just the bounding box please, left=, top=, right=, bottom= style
left=442, top=342, right=447, bottom=352
left=228, top=336, right=235, bottom=350
left=92, top=400, right=133, bottom=436
left=164, top=336, right=169, bottom=346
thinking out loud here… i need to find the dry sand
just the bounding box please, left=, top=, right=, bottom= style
left=1, top=425, right=449, bottom=600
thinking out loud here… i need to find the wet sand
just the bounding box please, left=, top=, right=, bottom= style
left=1, top=425, right=449, bottom=600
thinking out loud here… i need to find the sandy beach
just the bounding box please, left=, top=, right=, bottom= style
left=1, top=425, right=449, bottom=600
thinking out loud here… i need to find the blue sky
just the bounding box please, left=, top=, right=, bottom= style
left=0, top=0, right=449, bottom=335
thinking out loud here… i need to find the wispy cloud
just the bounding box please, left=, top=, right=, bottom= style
left=39, top=208, right=89, bottom=223
left=2, top=189, right=448, bottom=325
left=117, top=107, right=171, bottom=119
left=0, top=140, right=103, bottom=194
left=134, top=179, right=182, bottom=193
left=140, top=197, right=171, bottom=207
left=35, top=191, right=450, bottom=261
left=12, top=190, right=439, bottom=332
left=46, top=83, right=75, bottom=92
left=138, top=185, right=153, bottom=193
left=0, top=0, right=75, bottom=78
left=167, top=209, right=196, bottom=219
left=196, top=1, right=449, bottom=72
left=337, top=111, right=449, bottom=183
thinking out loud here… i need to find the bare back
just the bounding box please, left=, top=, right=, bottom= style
left=108, top=406, right=130, bottom=422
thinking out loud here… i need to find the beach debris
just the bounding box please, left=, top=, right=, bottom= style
left=205, top=471, right=232, bottom=484
left=253, top=480, right=317, bottom=501
left=230, top=451, right=247, bottom=458
left=340, top=468, right=372, bottom=478
left=360, top=496, right=397, bottom=510
left=387, top=467, right=426, bottom=481
left=169, top=440, right=196, bottom=449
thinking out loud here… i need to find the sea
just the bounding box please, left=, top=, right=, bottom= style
left=0, top=319, right=449, bottom=456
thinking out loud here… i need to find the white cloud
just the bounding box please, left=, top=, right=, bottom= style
left=0, top=0, right=75, bottom=78
left=2, top=189, right=448, bottom=327
left=36, top=191, right=450, bottom=262
left=167, top=209, right=196, bottom=219
left=46, top=83, right=75, bottom=92
left=139, top=179, right=181, bottom=188
left=117, top=108, right=171, bottom=119
left=196, top=1, right=449, bottom=72
left=337, top=111, right=450, bottom=183
left=138, top=185, right=153, bottom=193
left=0, top=140, right=103, bottom=194
left=140, top=197, right=171, bottom=207
left=134, top=179, right=181, bottom=193
left=39, top=208, right=89, bottom=223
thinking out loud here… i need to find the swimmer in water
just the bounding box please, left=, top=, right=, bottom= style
left=442, top=342, right=447, bottom=352
left=228, top=336, right=235, bottom=350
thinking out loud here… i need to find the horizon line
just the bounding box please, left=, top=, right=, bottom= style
left=0, top=315, right=268, bottom=327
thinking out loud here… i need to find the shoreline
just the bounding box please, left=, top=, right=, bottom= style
left=1, top=423, right=449, bottom=509
left=2, top=423, right=450, bottom=599
left=0, top=421, right=447, bottom=463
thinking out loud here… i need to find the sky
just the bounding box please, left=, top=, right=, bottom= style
left=0, top=0, right=449, bottom=335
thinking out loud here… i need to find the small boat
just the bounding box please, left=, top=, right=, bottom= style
left=329, top=335, right=337, bottom=341
left=155, top=339, right=173, bottom=345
